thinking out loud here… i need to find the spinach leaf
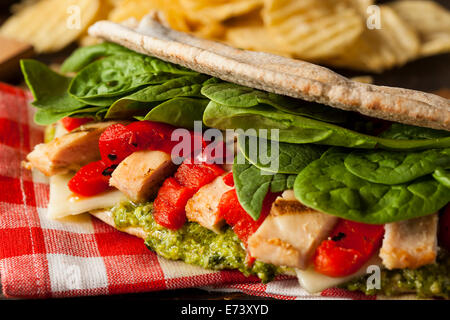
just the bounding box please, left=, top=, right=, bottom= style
left=34, top=105, right=104, bottom=125
left=233, top=158, right=295, bottom=220
left=237, top=134, right=326, bottom=174
left=270, top=173, right=297, bottom=192
left=105, top=74, right=209, bottom=119
left=75, top=95, right=123, bottom=107
left=60, top=42, right=134, bottom=73
left=201, top=82, right=347, bottom=123
left=21, top=59, right=86, bottom=112
left=381, top=123, right=450, bottom=140
left=294, top=151, right=450, bottom=224
left=203, top=102, right=337, bottom=144
left=433, top=168, right=450, bottom=188
left=344, top=148, right=450, bottom=185
left=203, top=102, right=450, bottom=150
left=142, top=97, right=209, bottom=129
left=69, top=54, right=195, bottom=99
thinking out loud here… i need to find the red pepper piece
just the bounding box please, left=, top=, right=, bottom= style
left=153, top=160, right=226, bottom=230
left=439, top=205, right=450, bottom=252
left=217, top=190, right=276, bottom=247
left=153, top=178, right=196, bottom=230
left=202, top=139, right=231, bottom=164
left=67, top=160, right=112, bottom=196
left=222, top=172, right=234, bottom=187
left=98, top=123, right=136, bottom=165
left=61, top=117, right=92, bottom=132
left=313, top=220, right=385, bottom=277
left=174, top=160, right=225, bottom=189
left=126, top=121, right=176, bottom=153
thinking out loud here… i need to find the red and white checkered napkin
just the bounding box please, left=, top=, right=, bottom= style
left=0, top=83, right=373, bottom=299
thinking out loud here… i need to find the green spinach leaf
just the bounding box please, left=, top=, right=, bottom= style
left=105, top=74, right=209, bottom=119
left=201, top=82, right=347, bottom=123
left=344, top=148, right=450, bottom=185
left=75, top=95, right=127, bottom=107
left=34, top=105, right=104, bottom=125
left=294, top=151, right=450, bottom=224
left=381, top=123, right=450, bottom=140
left=237, top=134, right=326, bottom=174
left=21, top=59, right=86, bottom=112
left=203, top=102, right=450, bottom=150
left=233, top=158, right=295, bottom=220
left=69, top=54, right=195, bottom=99
left=60, top=42, right=134, bottom=73
left=433, top=168, right=450, bottom=188
left=142, top=97, right=209, bottom=129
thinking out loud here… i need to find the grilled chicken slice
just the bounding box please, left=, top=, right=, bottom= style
left=248, top=190, right=338, bottom=270
left=109, top=150, right=176, bottom=202
left=185, top=174, right=233, bottom=233
left=380, top=213, right=438, bottom=270
left=25, top=121, right=121, bottom=176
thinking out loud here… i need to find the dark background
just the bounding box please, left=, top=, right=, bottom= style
left=0, top=0, right=449, bottom=300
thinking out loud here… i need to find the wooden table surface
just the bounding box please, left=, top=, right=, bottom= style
left=0, top=0, right=449, bottom=301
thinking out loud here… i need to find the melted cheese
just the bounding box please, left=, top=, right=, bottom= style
left=295, top=254, right=382, bottom=293
left=48, top=174, right=128, bottom=219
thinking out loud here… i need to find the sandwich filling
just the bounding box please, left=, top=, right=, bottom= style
left=21, top=42, right=450, bottom=298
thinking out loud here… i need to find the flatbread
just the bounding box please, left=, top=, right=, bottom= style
left=90, top=209, right=147, bottom=239
left=88, top=12, right=450, bottom=131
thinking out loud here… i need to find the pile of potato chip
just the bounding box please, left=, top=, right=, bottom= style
left=1, top=0, right=449, bottom=72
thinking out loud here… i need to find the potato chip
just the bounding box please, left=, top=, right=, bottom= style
left=0, top=0, right=101, bottom=53
left=10, top=0, right=41, bottom=14
left=262, top=0, right=365, bottom=60
left=323, top=5, right=420, bottom=73
left=180, top=0, right=263, bottom=23
left=109, top=0, right=191, bottom=32
left=192, top=21, right=227, bottom=39
left=345, top=0, right=375, bottom=15
left=224, top=9, right=291, bottom=56
left=350, top=75, right=374, bottom=84
left=389, top=0, right=450, bottom=57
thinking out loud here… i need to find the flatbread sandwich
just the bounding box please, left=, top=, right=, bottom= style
left=22, top=14, right=450, bottom=299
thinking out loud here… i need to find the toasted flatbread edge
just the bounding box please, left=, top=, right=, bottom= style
left=90, top=209, right=147, bottom=239
left=88, top=13, right=450, bottom=131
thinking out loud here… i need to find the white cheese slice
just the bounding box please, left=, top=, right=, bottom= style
left=54, top=121, right=68, bottom=138
left=295, top=254, right=382, bottom=293
left=48, top=174, right=128, bottom=219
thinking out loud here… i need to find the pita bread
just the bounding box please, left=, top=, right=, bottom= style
left=90, top=209, right=147, bottom=239
left=88, top=13, right=450, bottom=131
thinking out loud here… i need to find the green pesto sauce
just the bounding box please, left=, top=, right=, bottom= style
left=111, top=201, right=278, bottom=283
left=343, top=250, right=450, bottom=299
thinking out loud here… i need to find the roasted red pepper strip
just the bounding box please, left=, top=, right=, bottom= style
left=98, top=123, right=136, bottom=165
left=217, top=189, right=276, bottom=247
left=71, top=120, right=223, bottom=197
left=67, top=160, right=112, bottom=197
left=153, top=177, right=196, bottom=230
left=174, top=160, right=225, bottom=189
left=313, top=220, right=384, bottom=277
left=126, top=121, right=177, bottom=153
left=439, top=205, right=450, bottom=252
left=222, top=172, right=234, bottom=187
left=153, top=160, right=226, bottom=230
left=61, top=117, right=92, bottom=132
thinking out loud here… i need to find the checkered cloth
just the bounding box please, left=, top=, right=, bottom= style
left=0, top=83, right=373, bottom=299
